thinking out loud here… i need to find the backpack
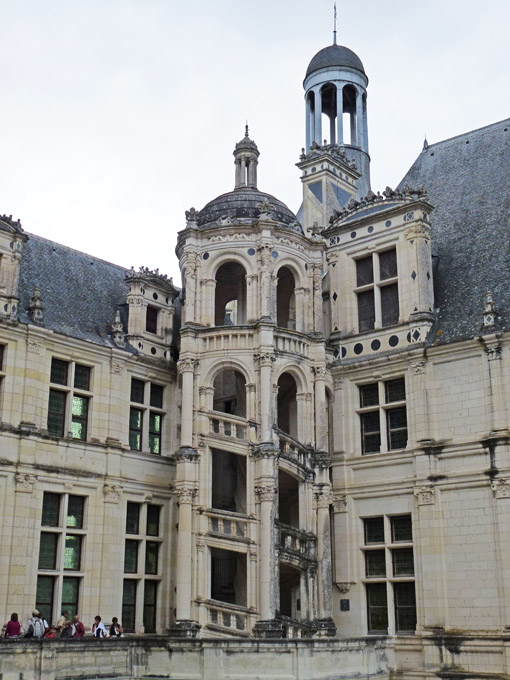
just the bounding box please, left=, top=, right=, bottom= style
left=33, top=619, right=45, bottom=638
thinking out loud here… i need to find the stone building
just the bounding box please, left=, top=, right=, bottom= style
left=1, top=38, right=510, bottom=679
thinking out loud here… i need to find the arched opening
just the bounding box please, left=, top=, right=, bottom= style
left=320, top=82, right=337, bottom=145
left=307, top=91, right=315, bottom=146
left=277, top=373, right=297, bottom=439
left=277, top=267, right=296, bottom=330
left=343, top=84, right=357, bottom=146
left=279, top=563, right=301, bottom=620
left=214, top=262, right=247, bottom=326
left=211, top=448, right=246, bottom=514
left=278, top=469, right=299, bottom=527
left=213, top=368, right=246, bottom=417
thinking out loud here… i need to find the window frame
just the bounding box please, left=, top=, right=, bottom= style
left=358, top=377, right=408, bottom=455
left=128, top=378, right=165, bottom=454
left=47, top=358, right=93, bottom=440
left=354, top=247, right=400, bottom=333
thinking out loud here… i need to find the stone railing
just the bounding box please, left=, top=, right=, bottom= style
left=200, top=327, right=252, bottom=353
left=206, top=600, right=250, bottom=635
left=275, top=428, right=314, bottom=474
left=279, top=615, right=313, bottom=639
left=210, top=412, right=248, bottom=441
left=274, top=329, right=310, bottom=357
left=207, top=509, right=251, bottom=540
left=277, top=521, right=317, bottom=567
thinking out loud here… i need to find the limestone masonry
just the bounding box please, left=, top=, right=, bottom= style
left=1, top=38, right=510, bottom=680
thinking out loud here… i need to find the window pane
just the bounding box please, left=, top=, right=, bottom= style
left=71, top=396, right=88, bottom=440
left=149, top=412, right=161, bottom=454
left=67, top=496, right=85, bottom=529
left=360, top=383, right=379, bottom=408
left=124, top=540, right=139, bottom=573
left=393, top=548, right=414, bottom=576
left=129, top=408, right=143, bottom=450
left=395, top=582, right=417, bottom=632
left=146, top=306, right=158, bottom=334
left=143, top=581, right=157, bottom=633
left=391, top=515, right=413, bottom=543
left=126, top=502, right=140, bottom=534
left=62, top=577, right=79, bottom=620
left=145, top=542, right=159, bottom=575
left=42, top=492, right=61, bottom=527
left=131, top=379, right=145, bottom=404
left=64, top=535, right=82, bottom=570
left=36, top=576, right=55, bottom=622
left=364, top=517, right=384, bottom=544
left=385, top=378, right=405, bottom=403
left=379, top=249, right=397, bottom=280
left=381, top=284, right=399, bottom=327
left=150, top=384, right=163, bottom=408
left=356, top=256, right=374, bottom=286
left=48, top=389, right=66, bottom=437
left=357, top=290, right=375, bottom=332
left=361, top=412, right=381, bottom=454
left=146, top=505, right=160, bottom=537
left=50, top=358, right=68, bottom=385
left=38, top=533, right=58, bottom=570
left=365, top=549, right=386, bottom=577
left=366, top=582, right=388, bottom=633
left=0, top=345, right=4, bottom=370
left=122, top=580, right=137, bottom=632
left=74, top=364, right=91, bottom=391
left=387, top=407, right=408, bottom=450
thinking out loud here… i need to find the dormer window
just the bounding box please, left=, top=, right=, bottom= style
left=355, top=248, right=399, bottom=332
left=146, top=306, right=158, bottom=334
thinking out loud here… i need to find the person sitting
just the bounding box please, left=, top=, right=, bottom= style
left=4, top=613, right=21, bottom=638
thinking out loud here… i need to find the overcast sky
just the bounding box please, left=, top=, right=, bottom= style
left=1, top=0, right=509, bottom=284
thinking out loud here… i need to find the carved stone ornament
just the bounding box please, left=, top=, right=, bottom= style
left=110, top=359, right=125, bottom=375
left=184, top=251, right=200, bottom=274
left=333, top=494, right=347, bottom=512
left=250, top=442, right=278, bottom=458
left=255, top=484, right=277, bottom=502
left=175, top=486, right=198, bottom=504
left=414, top=486, right=435, bottom=506
left=185, top=207, right=200, bottom=225
left=404, top=223, right=431, bottom=241
left=111, top=311, right=126, bottom=349
left=177, top=358, right=199, bottom=374
left=103, top=484, right=122, bottom=503
left=484, top=340, right=502, bottom=362
left=174, top=446, right=200, bottom=463
left=491, top=478, right=510, bottom=499
left=483, top=292, right=498, bottom=329
left=27, top=339, right=41, bottom=354
left=15, top=472, right=37, bottom=492
left=28, top=286, right=44, bottom=325
left=253, top=352, right=275, bottom=365
left=314, top=491, right=334, bottom=509
left=257, top=199, right=275, bottom=218
left=335, top=582, right=354, bottom=594
left=412, top=360, right=427, bottom=375
left=313, top=364, right=328, bottom=378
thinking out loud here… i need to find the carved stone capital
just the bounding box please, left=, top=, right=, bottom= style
left=174, top=446, right=200, bottom=463
left=15, top=473, right=37, bottom=492
left=333, top=494, right=347, bottom=512
left=414, top=486, right=435, bottom=506
left=111, top=359, right=125, bottom=374
left=312, top=364, right=328, bottom=378
left=175, top=486, right=198, bottom=504
left=335, top=582, right=355, bottom=593
left=314, top=490, right=334, bottom=509
left=253, top=352, right=275, bottom=366
left=103, top=484, right=122, bottom=503
left=404, top=223, right=431, bottom=240
left=491, top=478, right=510, bottom=499
left=177, top=358, right=199, bottom=374
left=255, top=484, right=277, bottom=502
left=250, top=443, right=278, bottom=459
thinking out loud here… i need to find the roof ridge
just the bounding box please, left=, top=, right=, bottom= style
left=425, top=118, right=510, bottom=151
left=27, top=233, right=130, bottom=272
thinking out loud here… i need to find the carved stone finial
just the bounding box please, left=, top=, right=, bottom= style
left=185, top=207, right=200, bottom=226
left=482, top=292, right=497, bottom=329
left=28, top=286, right=44, bottom=325
left=257, top=199, right=275, bottom=219
left=111, top=310, right=125, bottom=348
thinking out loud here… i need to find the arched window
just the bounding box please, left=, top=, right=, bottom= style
left=214, top=262, right=247, bottom=326
left=276, top=267, right=296, bottom=330
left=213, top=368, right=246, bottom=418
left=277, top=373, right=297, bottom=439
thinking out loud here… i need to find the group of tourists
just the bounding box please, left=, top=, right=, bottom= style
left=3, top=610, right=123, bottom=639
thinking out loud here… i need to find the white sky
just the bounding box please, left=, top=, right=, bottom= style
left=1, top=0, right=509, bottom=285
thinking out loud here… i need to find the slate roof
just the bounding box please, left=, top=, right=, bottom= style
left=398, top=118, right=510, bottom=345
left=18, top=234, right=132, bottom=348
left=305, top=45, right=365, bottom=79
left=197, top=188, right=300, bottom=231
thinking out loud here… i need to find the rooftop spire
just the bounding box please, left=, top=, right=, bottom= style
left=333, top=3, right=337, bottom=45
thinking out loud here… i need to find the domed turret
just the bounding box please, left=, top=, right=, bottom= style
left=305, top=44, right=365, bottom=79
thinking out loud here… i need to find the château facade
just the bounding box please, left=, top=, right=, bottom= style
left=1, top=39, right=510, bottom=680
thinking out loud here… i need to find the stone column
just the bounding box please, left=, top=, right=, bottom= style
left=313, top=365, right=328, bottom=452
left=312, top=264, right=323, bottom=333
left=257, top=245, right=273, bottom=320
left=313, top=87, right=322, bottom=145
left=246, top=273, right=258, bottom=323
left=483, top=336, right=508, bottom=434
left=255, top=352, right=275, bottom=442
left=305, top=96, right=311, bottom=151
left=178, top=358, right=198, bottom=448
left=336, top=85, right=344, bottom=145
left=183, top=251, right=199, bottom=324
left=235, top=158, right=242, bottom=187
left=240, top=157, right=247, bottom=187
left=200, top=278, right=216, bottom=327
left=172, top=481, right=199, bottom=635
left=313, top=487, right=336, bottom=636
